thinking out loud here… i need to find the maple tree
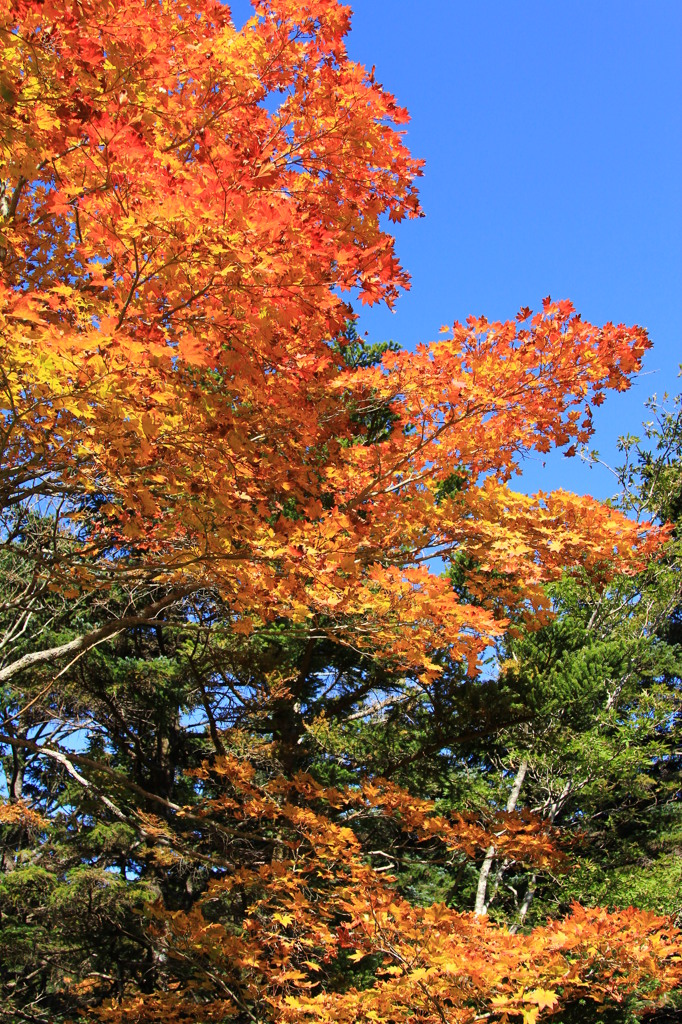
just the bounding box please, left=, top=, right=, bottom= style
left=0, top=0, right=663, bottom=676
left=0, top=0, right=680, bottom=1021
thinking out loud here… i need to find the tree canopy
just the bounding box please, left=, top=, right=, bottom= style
left=0, top=1, right=680, bottom=1022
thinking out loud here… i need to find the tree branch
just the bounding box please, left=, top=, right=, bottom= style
left=0, top=588, right=196, bottom=684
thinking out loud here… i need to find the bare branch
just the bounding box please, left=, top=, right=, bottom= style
left=0, top=588, right=196, bottom=684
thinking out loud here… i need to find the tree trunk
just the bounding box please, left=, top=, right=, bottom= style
left=509, top=777, right=573, bottom=931
left=474, top=757, right=528, bottom=916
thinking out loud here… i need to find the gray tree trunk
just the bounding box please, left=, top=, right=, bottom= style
left=474, top=757, right=528, bottom=917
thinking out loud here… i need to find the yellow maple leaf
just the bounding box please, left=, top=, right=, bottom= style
left=525, top=988, right=559, bottom=1011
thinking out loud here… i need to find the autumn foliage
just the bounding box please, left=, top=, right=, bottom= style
left=79, top=753, right=676, bottom=1024
left=0, top=0, right=680, bottom=1021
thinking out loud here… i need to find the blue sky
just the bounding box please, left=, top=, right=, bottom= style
left=229, top=0, right=682, bottom=502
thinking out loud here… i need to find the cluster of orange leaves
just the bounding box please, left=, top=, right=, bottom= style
left=0, top=0, right=666, bottom=676
left=0, top=798, right=49, bottom=832
left=91, top=756, right=681, bottom=1024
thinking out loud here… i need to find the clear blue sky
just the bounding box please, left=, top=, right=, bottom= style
left=229, top=1, right=682, bottom=501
